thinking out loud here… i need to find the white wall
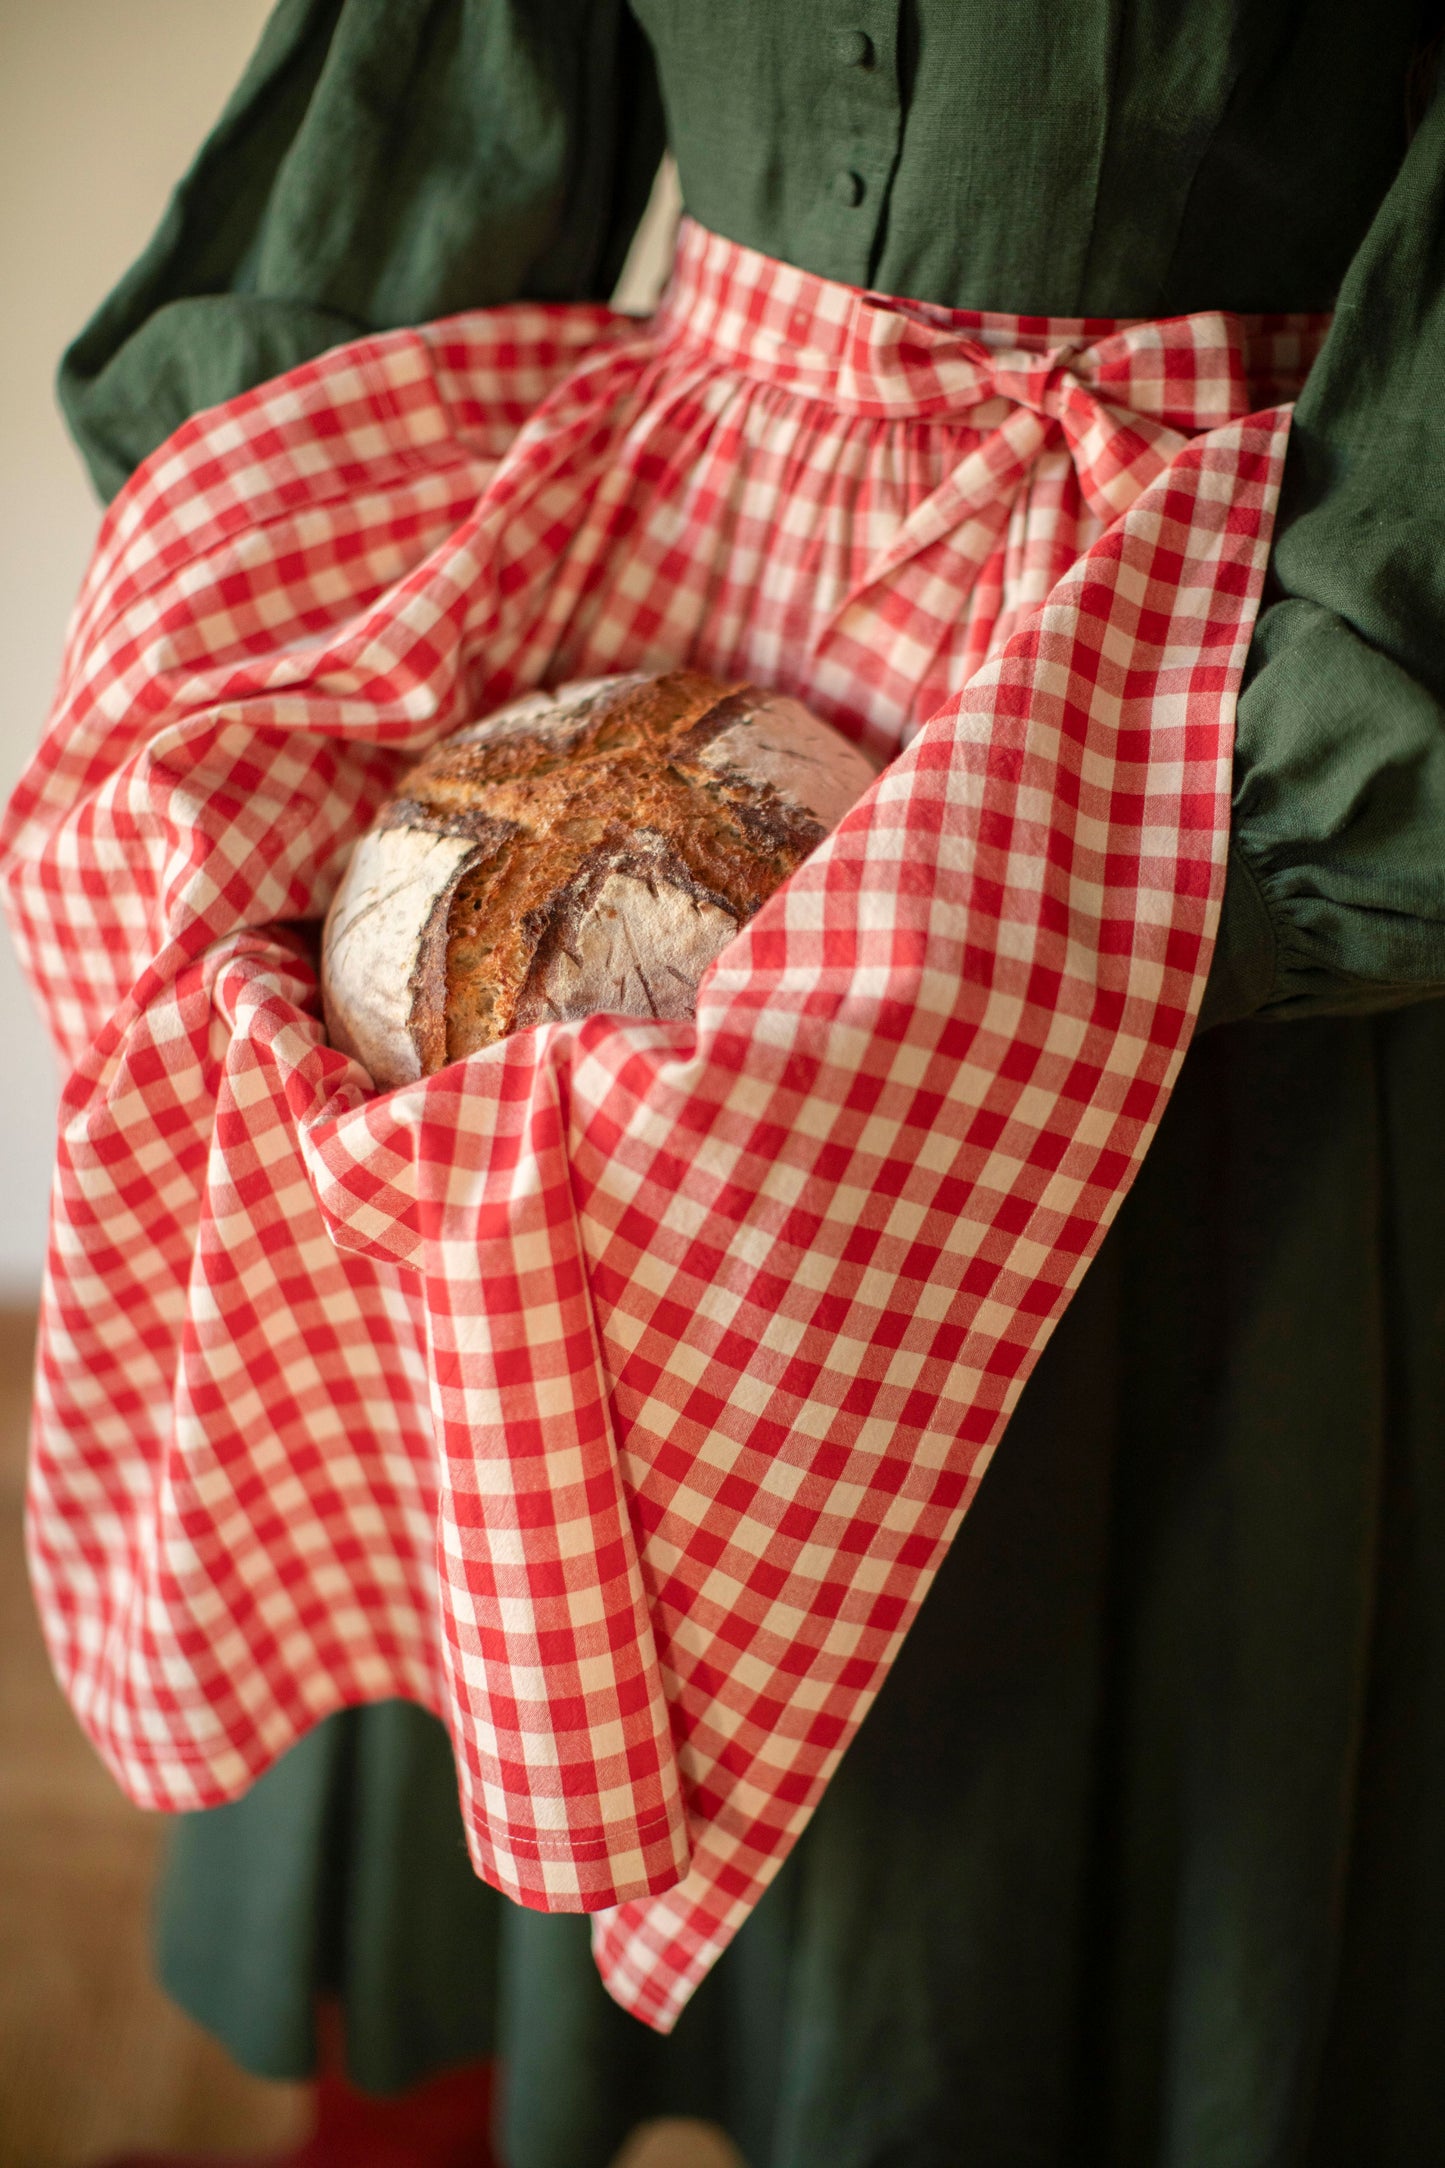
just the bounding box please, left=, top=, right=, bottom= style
left=0, top=4, right=290, bottom=1297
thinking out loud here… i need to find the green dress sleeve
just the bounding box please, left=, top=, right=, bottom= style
left=1203, top=80, right=1445, bottom=1027
left=58, top=0, right=665, bottom=504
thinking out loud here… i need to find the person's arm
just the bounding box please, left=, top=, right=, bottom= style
left=1202, top=76, right=1445, bottom=1026
left=59, top=0, right=665, bottom=503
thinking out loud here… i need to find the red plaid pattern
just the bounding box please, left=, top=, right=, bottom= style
left=2, top=220, right=1323, bottom=2027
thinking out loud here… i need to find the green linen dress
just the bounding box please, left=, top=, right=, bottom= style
left=56, top=4, right=1445, bottom=2162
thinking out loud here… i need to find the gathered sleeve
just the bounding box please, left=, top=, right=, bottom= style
left=1203, top=80, right=1445, bottom=1027
left=58, top=0, right=666, bottom=503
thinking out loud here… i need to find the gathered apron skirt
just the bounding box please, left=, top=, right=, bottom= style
left=1, top=220, right=1325, bottom=2030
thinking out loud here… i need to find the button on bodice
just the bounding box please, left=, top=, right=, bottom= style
left=831, top=29, right=874, bottom=66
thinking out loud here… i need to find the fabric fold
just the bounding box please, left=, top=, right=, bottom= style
left=3, top=218, right=1315, bottom=2025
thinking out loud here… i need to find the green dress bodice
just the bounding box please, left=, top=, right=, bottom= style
left=636, top=0, right=1417, bottom=316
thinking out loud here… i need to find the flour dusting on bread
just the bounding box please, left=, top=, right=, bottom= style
left=322, top=670, right=876, bottom=1086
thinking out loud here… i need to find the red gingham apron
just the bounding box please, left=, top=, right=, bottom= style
left=2, top=221, right=1326, bottom=2030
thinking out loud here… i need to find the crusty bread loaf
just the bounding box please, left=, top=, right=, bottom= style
left=321, top=670, right=875, bottom=1087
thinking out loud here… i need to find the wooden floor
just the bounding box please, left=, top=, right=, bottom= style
left=0, top=1308, right=309, bottom=2166
left=0, top=1307, right=741, bottom=2168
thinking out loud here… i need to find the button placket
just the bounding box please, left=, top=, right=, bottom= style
left=804, top=1, right=902, bottom=284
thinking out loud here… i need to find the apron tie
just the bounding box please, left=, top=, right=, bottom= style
left=821, top=311, right=1232, bottom=643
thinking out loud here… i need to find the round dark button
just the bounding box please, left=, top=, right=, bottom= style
left=832, top=168, right=867, bottom=208
left=832, top=29, right=875, bottom=67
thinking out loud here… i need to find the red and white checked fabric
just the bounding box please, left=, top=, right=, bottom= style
left=2, top=220, right=1325, bottom=2028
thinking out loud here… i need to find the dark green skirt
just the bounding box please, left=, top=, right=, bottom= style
left=157, top=1008, right=1445, bottom=2168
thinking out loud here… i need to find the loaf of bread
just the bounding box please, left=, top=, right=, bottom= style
left=321, top=670, right=876, bottom=1087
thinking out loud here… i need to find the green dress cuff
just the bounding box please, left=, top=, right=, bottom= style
left=1227, top=601, right=1445, bottom=1020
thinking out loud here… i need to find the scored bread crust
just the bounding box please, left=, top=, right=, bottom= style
left=321, top=670, right=876, bottom=1087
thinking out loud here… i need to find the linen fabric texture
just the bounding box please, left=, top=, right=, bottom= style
left=4, top=220, right=1313, bottom=2027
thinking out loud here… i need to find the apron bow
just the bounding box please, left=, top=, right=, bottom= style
left=820, top=305, right=1253, bottom=658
